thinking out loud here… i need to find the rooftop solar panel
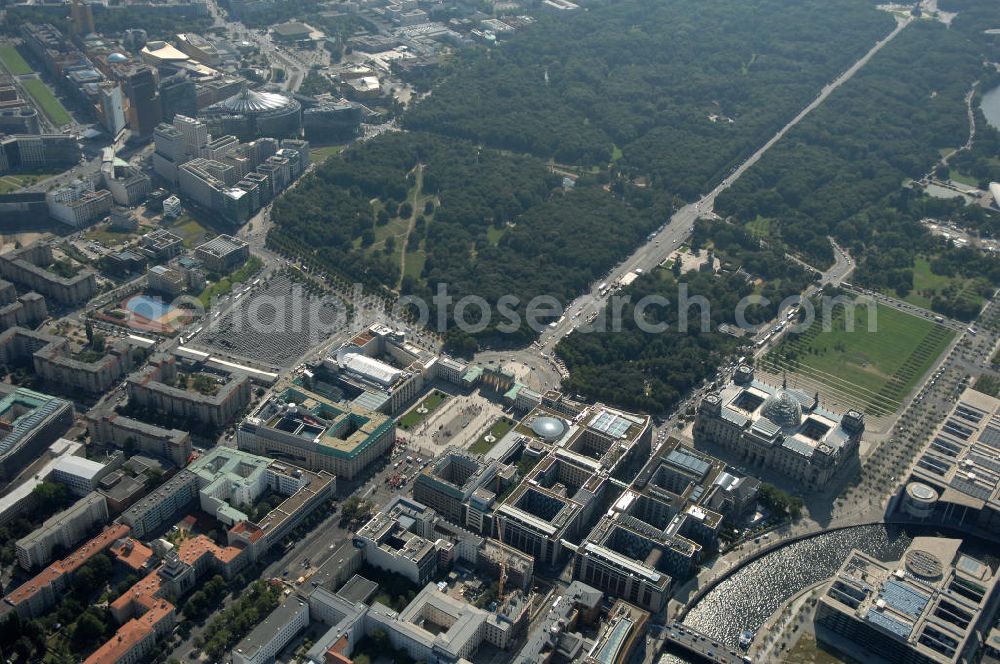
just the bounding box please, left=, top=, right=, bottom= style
left=880, top=580, right=930, bottom=617
left=979, top=426, right=1000, bottom=450
left=866, top=608, right=913, bottom=639
left=950, top=477, right=991, bottom=501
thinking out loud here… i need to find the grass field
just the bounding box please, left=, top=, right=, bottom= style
left=0, top=46, right=32, bottom=76
left=21, top=79, right=72, bottom=126
left=0, top=178, right=21, bottom=195
left=84, top=223, right=140, bottom=247
left=198, top=256, right=263, bottom=307
left=310, top=144, right=346, bottom=161
left=398, top=390, right=447, bottom=430
left=163, top=213, right=211, bottom=248
left=0, top=172, right=56, bottom=194
left=763, top=301, right=954, bottom=417
left=469, top=418, right=515, bottom=455
left=897, top=256, right=984, bottom=310
left=949, top=170, right=979, bottom=188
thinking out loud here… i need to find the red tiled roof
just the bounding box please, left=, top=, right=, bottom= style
left=110, top=570, right=163, bottom=617
left=229, top=520, right=264, bottom=542
left=110, top=538, right=154, bottom=572
left=6, top=524, right=130, bottom=607
left=84, top=600, right=174, bottom=664
left=177, top=534, right=243, bottom=566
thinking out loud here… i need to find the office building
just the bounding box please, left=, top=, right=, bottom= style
left=354, top=497, right=441, bottom=585
left=120, top=448, right=333, bottom=546
left=140, top=228, right=183, bottom=261
left=238, top=385, right=395, bottom=480
left=103, top=162, right=152, bottom=207
left=186, top=446, right=333, bottom=527
left=894, top=387, right=1000, bottom=535
left=200, top=85, right=302, bottom=140
left=122, top=65, right=161, bottom=137
left=146, top=264, right=186, bottom=296
left=52, top=454, right=121, bottom=496
left=0, top=134, right=79, bottom=173
left=46, top=179, right=113, bottom=227
left=98, top=82, right=127, bottom=135
left=163, top=194, right=182, bottom=218
left=0, top=439, right=82, bottom=526
left=0, top=383, right=74, bottom=482
left=194, top=234, right=248, bottom=273
left=159, top=71, right=198, bottom=122
left=495, top=403, right=652, bottom=566
left=414, top=448, right=514, bottom=533
left=87, top=412, right=192, bottom=466
left=303, top=100, right=362, bottom=140
left=816, top=537, right=1000, bottom=664
left=695, top=365, right=864, bottom=489
left=366, top=582, right=520, bottom=664
left=69, top=0, right=95, bottom=35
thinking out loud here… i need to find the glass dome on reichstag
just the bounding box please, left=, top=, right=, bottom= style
left=761, top=390, right=803, bottom=431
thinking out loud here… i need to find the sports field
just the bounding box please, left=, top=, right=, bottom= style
left=0, top=46, right=32, bottom=76
left=22, top=79, right=72, bottom=126
left=763, top=301, right=954, bottom=417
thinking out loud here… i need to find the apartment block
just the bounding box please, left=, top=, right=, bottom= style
left=85, top=411, right=192, bottom=467
left=0, top=242, right=98, bottom=305
left=127, top=355, right=251, bottom=428
left=15, top=492, right=109, bottom=570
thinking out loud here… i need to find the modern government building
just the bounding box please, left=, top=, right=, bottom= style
left=695, top=365, right=865, bottom=489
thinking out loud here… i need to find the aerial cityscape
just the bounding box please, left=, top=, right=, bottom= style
left=0, top=0, right=999, bottom=662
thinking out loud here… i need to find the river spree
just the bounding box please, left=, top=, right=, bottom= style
left=982, top=85, right=1000, bottom=131
left=681, top=524, right=912, bottom=648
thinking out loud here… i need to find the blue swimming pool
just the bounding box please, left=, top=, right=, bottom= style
left=126, top=294, right=174, bottom=320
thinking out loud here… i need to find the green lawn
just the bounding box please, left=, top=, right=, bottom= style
left=949, top=170, right=979, bottom=188
left=898, top=256, right=984, bottom=310
left=745, top=215, right=775, bottom=240
left=486, top=225, right=506, bottom=246
left=0, top=171, right=59, bottom=194
left=84, top=223, right=140, bottom=247
left=198, top=255, right=263, bottom=307
left=310, top=144, right=346, bottom=162
left=469, top=418, right=515, bottom=455
left=21, top=79, right=72, bottom=126
left=163, top=214, right=211, bottom=248
left=0, top=46, right=32, bottom=76
left=398, top=390, right=447, bottom=430
left=0, top=178, right=22, bottom=195
left=763, top=301, right=954, bottom=416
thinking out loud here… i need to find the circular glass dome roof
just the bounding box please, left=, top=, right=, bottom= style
left=532, top=416, right=565, bottom=442
left=761, top=390, right=802, bottom=430
left=219, top=86, right=295, bottom=114
left=108, top=52, right=128, bottom=63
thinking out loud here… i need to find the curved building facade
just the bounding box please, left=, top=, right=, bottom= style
left=201, top=86, right=301, bottom=140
